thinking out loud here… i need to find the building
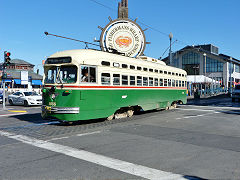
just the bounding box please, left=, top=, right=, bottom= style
left=163, top=44, right=240, bottom=91
left=0, top=59, right=43, bottom=89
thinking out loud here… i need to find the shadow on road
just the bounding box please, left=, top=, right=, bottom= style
left=183, top=175, right=208, bottom=180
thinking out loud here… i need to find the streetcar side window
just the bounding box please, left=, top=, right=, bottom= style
left=101, top=73, right=110, bottom=85
left=149, top=69, right=153, bottom=72
left=143, top=68, right=148, bottom=72
left=122, top=75, right=128, bottom=85
left=164, top=79, right=168, bottom=86
left=130, top=76, right=136, bottom=86
left=155, top=69, right=158, bottom=73
left=137, top=76, right=142, bottom=86
left=101, top=61, right=110, bottom=66
left=172, top=79, right=175, bottom=87
left=113, top=74, right=120, bottom=85
left=182, top=81, right=185, bottom=87
left=122, top=64, right=128, bottom=69
left=179, top=80, right=182, bottom=87
left=176, top=80, right=179, bottom=87
left=130, top=65, right=135, bottom=70
left=149, top=77, right=153, bottom=86
left=143, top=77, right=148, bottom=86
left=154, top=78, right=158, bottom=86
left=164, top=71, right=167, bottom=74
left=113, top=62, right=120, bottom=68
left=137, top=66, right=142, bottom=71
left=81, top=66, right=96, bottom=83
left=159, top=78, right=163, bottom=86
left=185, top=81, right=187, bottom=87
left=168, top=72, right=171, bottom=75
left=176, top=73, right=178, bottom=76
left=168, top=79, right=171, bottom=87
left=159, top=70, right=163, bottom=74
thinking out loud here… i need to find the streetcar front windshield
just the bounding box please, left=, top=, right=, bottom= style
left=45, top=65, right=77, bottom=84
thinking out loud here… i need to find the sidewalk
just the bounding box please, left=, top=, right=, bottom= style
left=187, top=92, right=228, bottom=100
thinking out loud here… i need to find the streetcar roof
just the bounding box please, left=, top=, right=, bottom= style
left=47, top=49, right=187, bottom=75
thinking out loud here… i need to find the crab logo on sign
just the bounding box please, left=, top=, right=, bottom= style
left=100, top=19, right=146, bottom=57
left=115, top=36, right=132, bottom=48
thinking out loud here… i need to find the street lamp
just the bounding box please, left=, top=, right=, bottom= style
left=169, top=32, right=173, bottom=66
left=203, top=53, right=207, bottom=95
left=229, top=57, right=233, bottom=95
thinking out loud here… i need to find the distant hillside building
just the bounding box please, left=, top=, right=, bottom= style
left=162, top=44, right=240, bottom=90
left=0, top=59, right=43, bottom=89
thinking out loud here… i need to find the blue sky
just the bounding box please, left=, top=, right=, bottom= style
left=0, top=0, right=239, bottom=75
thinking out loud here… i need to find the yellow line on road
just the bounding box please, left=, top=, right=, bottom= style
left=8, top=110, right=27, bottom=113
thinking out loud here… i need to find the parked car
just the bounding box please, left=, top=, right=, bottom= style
left=8, top=91, right=42, bottom=106
left=232, top=85, right=240, bottom=102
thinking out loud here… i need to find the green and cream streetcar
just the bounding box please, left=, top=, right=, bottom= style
left=42, top=49, right=187, bottom=122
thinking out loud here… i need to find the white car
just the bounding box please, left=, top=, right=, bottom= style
left=8, top=91, right=42, bottom=106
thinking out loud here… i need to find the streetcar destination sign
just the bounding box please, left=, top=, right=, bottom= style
left=100, top=19, right=146, bottom=57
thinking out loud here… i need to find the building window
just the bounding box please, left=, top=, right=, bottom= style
left=204, top=57, right=223, bottom=73
left=182, top=52, right=200, bottom=75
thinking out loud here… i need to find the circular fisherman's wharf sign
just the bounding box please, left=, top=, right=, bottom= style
left=100, top=19, right=146, bottom=57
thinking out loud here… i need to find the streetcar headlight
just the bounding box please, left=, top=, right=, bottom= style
left=51, top=94, right=56, bottom=100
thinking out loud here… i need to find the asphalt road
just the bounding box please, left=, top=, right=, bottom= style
left=0, top=95, right=240, bottom=180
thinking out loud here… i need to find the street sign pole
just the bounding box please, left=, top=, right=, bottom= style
left=2, top=51, right=6, bottom=110
left=3, top=79, right=6, bottom=110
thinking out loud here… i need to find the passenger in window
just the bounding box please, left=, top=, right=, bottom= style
left=81, top=71, right=89, bottom=82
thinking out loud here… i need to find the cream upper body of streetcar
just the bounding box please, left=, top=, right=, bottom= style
left=43, top=49, right=187, bottom=88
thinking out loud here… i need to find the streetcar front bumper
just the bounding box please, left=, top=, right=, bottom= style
left=42, top=105, right=79, bottom=114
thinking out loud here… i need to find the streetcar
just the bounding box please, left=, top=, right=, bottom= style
left=42, top=49, right=187, bottom=122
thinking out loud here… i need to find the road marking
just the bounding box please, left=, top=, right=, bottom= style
left=176, top=111, right=220, bottom=120
left=0, top=112, right=27, bottom=117
left=180, top=104, right=240, bottom=110
left=0, top=130, right=188, bottom=180
left=48, top=131, right=102, bottom=141
left=177, top=108, right=216, bottom=112
left=8, top=110, right=27, bottom=113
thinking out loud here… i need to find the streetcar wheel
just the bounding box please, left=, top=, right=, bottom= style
left=127, top=109, right=134, bottom=117
left=107, top=114, right=114, bottom=121
left=24, top=100, right=29, bottom=107
left=9, top=99, right=13, bottom=105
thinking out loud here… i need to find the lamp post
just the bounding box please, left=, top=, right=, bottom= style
left=229, top=57, right=232, bottom=95
left=203, top=53, right=207, bottom=95
left=169, top=32, right=173, bottom=66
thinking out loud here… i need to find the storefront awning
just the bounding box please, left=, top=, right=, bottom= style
left=32, top=80, right=42, bottom=85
